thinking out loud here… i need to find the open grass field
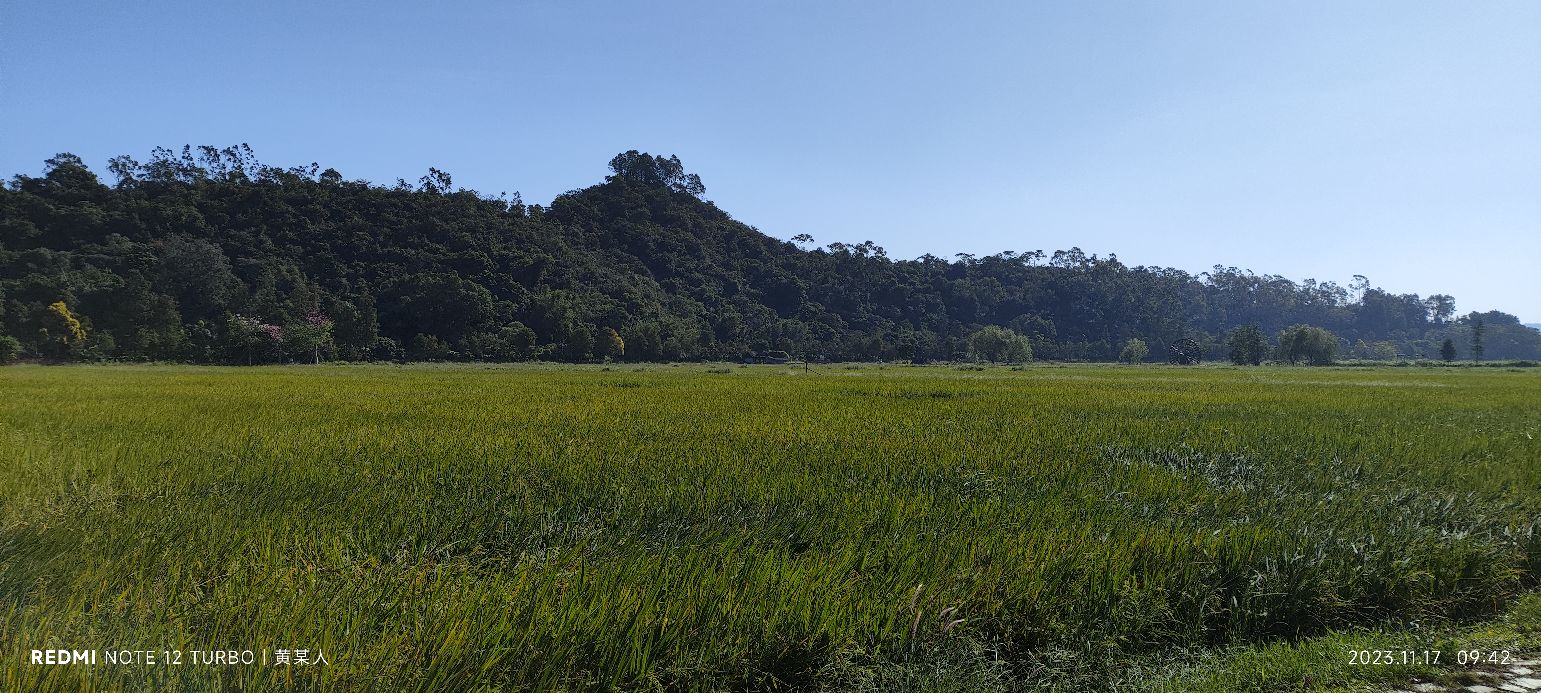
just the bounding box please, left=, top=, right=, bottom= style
left=2, top=363, right=1538, bottom=691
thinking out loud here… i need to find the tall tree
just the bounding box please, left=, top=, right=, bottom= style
left=1471, top=316, right=1485, bottom=362
left=1277, top=325, right=1339, bottom=365
left=1226, top=325, right=1268, bottom=365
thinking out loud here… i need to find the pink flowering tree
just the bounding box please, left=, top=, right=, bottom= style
left=225, top=314, right=284, bottom=365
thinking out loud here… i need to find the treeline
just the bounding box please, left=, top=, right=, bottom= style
left=2, top=146, right=1538, bottom=365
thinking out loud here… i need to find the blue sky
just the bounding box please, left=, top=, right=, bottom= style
left=4, top=1, right=1538, bottom=320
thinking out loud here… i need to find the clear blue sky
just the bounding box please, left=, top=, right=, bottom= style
left=4, top=1, right=1538, bottom=321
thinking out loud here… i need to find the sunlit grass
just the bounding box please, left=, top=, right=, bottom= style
left=1, top=363, right=1537, bottom=690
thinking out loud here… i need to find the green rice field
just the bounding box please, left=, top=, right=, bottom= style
left=2, top=363, right=1538, bottom=691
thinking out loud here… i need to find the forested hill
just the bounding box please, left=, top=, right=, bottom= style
left=2, top=146, right=1538, bottom=364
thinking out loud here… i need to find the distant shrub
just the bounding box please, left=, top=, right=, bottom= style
left=40, top=301, right=88, bottom=361
left=1119, top=338, right=1149, bottom=364
left=410, top=333, right=453, bottom=361
left=1226, top=325, right=1268, bottom=365
left=464, top=323, right=536, bottom=362
left=967, top=326, right=1032, bottom=363
left=1440, top=338, right=1457, bottom=362
left=1277, top=325, right=1338, bottom=365
left=369, top=336, right=404, bottom=362
left=1352, top=339, right=1398, bottom=361
left=0, top=335, right=21, bottom=365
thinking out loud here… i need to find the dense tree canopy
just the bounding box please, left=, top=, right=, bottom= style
left=1278, top=325, right=1341, bottom=365
left=967, top=325, right=1032, bottom=363
left=1118, top=338, right=1149, bottom=364
left=1226, top=325, right=1269, bottom=366
left=2, top=146, right=1538, bottom=364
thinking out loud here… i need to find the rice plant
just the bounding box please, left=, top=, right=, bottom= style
left=1, top=363, right=1536, bottom=690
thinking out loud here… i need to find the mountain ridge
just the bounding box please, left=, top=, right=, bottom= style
left=3, top=147, right=1538, bottom=363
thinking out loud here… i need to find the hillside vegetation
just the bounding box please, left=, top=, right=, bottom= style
left=3, top=147, right=1538, bottom=364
